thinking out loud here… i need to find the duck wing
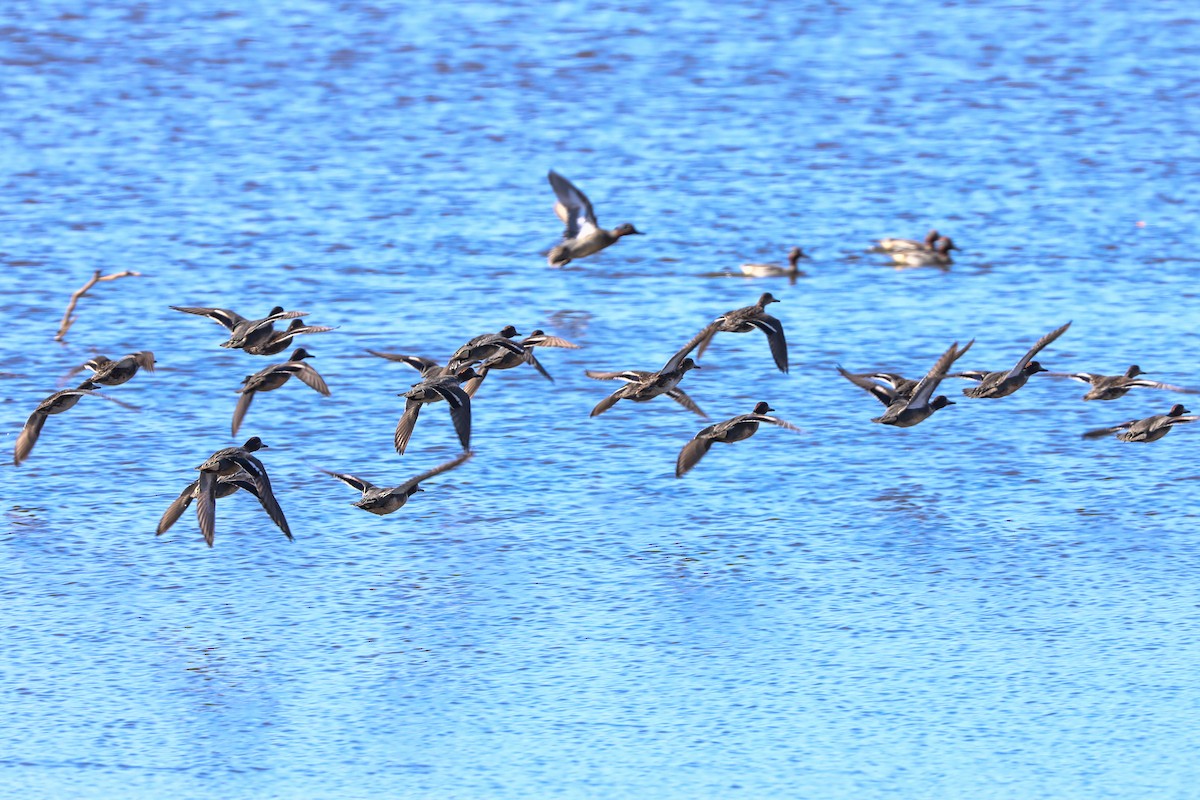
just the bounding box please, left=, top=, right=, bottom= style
left=667, top=322, right=719, bottom=368
left=239, top=455, right=291, bottom=540
left=747, top=314, right=788, bottom=373
left=231, top=390, right=255, bottom=436
left=585, top=369, right=647, bottom=383
left=666, top=388, right=707, bottom=418
left=1126, top=378, right=1199, bottom=394
left=13, top=410, right=49, bottom=466
left=367, top=351, right=443, bottom=376
left=1082, top=421, right=1136, bottom=440
left=321, top=469, right=377, bottom=494
left=548, top=170, right=599, bottom=238
left=171, top=306, right=247, bottom=332
left=292, top=363, right=330, bottom=396
left=394, top=399, right=423, bottom=455
left=432, top=383, right=472, bottom=451
left=1006, top=321, right=1071, bottom=379
left=909, top=340, right=974, bottom=410
left=837, top=366, right=899, bottom=407
left=524, top=351, right=554, bottom=382
left=396, top=450, right=475, bottom=494
left=590, top=388, right=626, bottom=417
left=675, top=436, right=715, bottom=477
left=156, top=479, right=199, bottom=536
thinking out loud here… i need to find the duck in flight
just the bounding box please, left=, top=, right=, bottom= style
left=1047, top=365, right=1197, bottom=401
left=871, top=340, right=974, bottom=427
left=321, top=451, right=474, bottom=515
left=675, top=402, right=802, bottom=477
left=1082, top=403, right=1200, bottom=442
left=232, top=348, right=331, bottom=435
left=546, top=171, right=642, bottom=267
left=954, top=322, right=1071, bottom=399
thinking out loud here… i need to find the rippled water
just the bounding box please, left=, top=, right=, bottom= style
left=4, top=1, right=1200, bottom=797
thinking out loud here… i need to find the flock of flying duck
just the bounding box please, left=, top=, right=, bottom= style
left=12, top=171, right=1199, bottom=545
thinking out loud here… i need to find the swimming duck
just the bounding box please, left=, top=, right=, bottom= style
left=836, top=367, right=920, bottom=407
left=156, top=469, right=262, bottom=546
left=446, top=326, right=524, bottom=371
left=13, top=380, right=133, bottom=466
left=890, top=237, right=958, bottom=268
left=244, top=318, right=336, bottom=356
left=71, top=351, right=156, bottom=386
left=546, top=170, right=643, bottom=267
left=193, top=436, right=290, bottom=544
left=171, top=305, right=307, bottom=351
left=739, top=247, right=808, bottom=279
left=676, top=402, right=802, bottom=477
left=1082, top=404, right=1200, bottom=442
left=587, top=355, right=704, bottom=418
left=874, top=229, right=940, bottom=253
left=461, top=329, right=581, bottom=397
left=681, top=292, right=789, bottom=373
left=956, top=322, right=1071, bottom=399
left=1049, top=365, right=1198, bottom=401
left=232, top=348, right=330, bottom=435
left=322, top=451, right=474, bottom=515
left=394, top=368, right=477, bottom=454
left=871, top=340, right=974, bottom=427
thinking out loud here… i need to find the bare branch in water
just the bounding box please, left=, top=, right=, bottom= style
left=54, top=269, right=143, bottom=342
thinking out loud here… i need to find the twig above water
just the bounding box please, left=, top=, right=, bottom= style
left=54, top=269, right=143, bottom=343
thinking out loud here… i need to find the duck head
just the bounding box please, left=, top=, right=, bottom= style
left=924, top=229, right=940, bottom=246
left=498, top=325, right=520, bottom=338
left=679, top=358, right=700, bottom=372
left=242, top=436, right=268, bottom=451
left=1125, top=365, right=1144, bottom=378
left=758, top=292, right=780, bottom=307
left=1024, top=361, right=1049, bottom=375
left=787, top=247, right=808, bottom=264
left=752, top=401, right=774, bottom=414
left=613, top=223, right=643, bottom=237
left=291, top=348, right=315, bottom=361
left=930, top=396, right=955, bottom=409
left=1168, top=404, right=1190, bottom=417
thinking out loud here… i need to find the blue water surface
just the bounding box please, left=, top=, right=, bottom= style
left=4, top=1, right=1200, bottom=797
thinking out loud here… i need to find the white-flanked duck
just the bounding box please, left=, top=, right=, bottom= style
left=321, top=451, right=474, bottom=515
left=874, top=228, right=940, bottom=253
left=192, top=436, right=290, bottom=545
left=14, top=380, right=135, bottom=466
left=232, top=348, right=330, bottom=435
left=394, top=368, right=477, bottom=454
left=956, top=322, right=1071, bottom=399
left=681, top=292, right=789, bottom=373
left=171, top=305, right=308, bottom=351
left=676, top=402, right=802, bottom=478
left=1048, top=365, right=1198, bottom=401
left=739, top=247, right=808, bottom=279
left=871, top=340, right=974, bottom=427
left=891, top=237, right=958, bottom=268
left=1083, top=404, right=1200, bottom=442
left=546, top=170, right=642, bottom=267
